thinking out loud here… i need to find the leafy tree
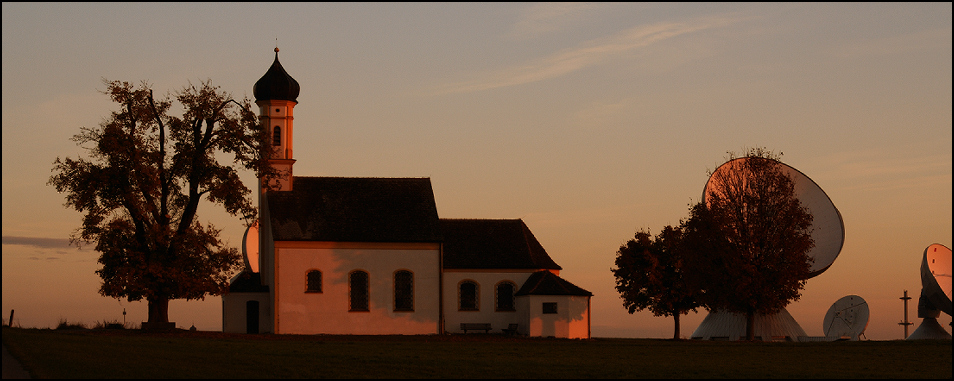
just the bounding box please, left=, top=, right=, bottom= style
left=612, top=225, right=700, bottom=339
left=681, top=148, right=815, bottom=340
left=49, top=79, right=274, bottom=325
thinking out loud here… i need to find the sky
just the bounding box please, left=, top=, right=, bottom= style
left=2, top=3, right=951, bottom=340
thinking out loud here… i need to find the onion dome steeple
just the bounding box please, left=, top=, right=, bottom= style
left=253, top=48, right=300, bottom=102
left=254, top=47, right=298, bottom=193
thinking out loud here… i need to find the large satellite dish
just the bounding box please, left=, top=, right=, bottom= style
left=692, top=156, right=845, bottom=341
left=703, top=157, right=846, bottom=278
left=241, top=220, right=260, bottom=273
left=921, top=243, right=951, bottom=315
left=907, top=243, right=952, bottom=340
left=823, top=295, right=869, bottom=340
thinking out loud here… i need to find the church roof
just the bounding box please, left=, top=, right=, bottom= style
left=253, top=48, right=300, bottom=102
left=440, top=219, right=562, bottom=270
left=515, top=270, right=592, bottom=297
left=266, top=176, right=442, bottom=243
left=228, top=271, right=269, bottom=293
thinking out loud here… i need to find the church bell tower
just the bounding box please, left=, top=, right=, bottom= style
left=253, top=47, right=299, bottom=192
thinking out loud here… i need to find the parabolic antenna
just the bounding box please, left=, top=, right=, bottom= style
left=693, top=156, right=844, bottom=341
left=823, top=295, right=869, bottom=340
left=907, top=243, right=952, bottom=340
left=703, top=157, right=845, bottom=278
left=241, top=220, right=260, bottom=273
left=921, top=243, right=951, bottom=316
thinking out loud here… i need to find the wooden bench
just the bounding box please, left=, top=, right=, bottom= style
left=460, top=323, right=492, bottom=333
left=502, top=323, right=519, bottom=336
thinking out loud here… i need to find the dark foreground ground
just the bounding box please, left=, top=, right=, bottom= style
left=3, top=327, right=952, bottom=378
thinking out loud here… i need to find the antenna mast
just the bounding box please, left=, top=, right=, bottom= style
left=898, top=289, right=913, bottom=339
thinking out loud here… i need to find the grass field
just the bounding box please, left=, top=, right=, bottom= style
left=3, top=326, right=951, bottom=378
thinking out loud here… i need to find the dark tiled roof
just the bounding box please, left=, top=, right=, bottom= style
left=515, top=270, right=592, bottom=296
left=267, top=177, right=442, bottom=242
left=440, top=219, right=562, bottom=270
left=228, top=271, right=269, bottom=293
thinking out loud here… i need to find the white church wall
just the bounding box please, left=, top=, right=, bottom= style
left=566, top=295, right=591, bottom=339
left=273, top=241, right=441, bottom=335
left=442, top=271, right=533, bottom=334
left=222, top=292, right=272, bottom=333
left=525, top=295, right=591, bottom=339
left=515, top=295, right=532, bottom=336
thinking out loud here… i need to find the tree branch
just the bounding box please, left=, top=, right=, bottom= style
left=147, top=90, right=170, bottom=229
left=123, top=97, right=162, bottom=228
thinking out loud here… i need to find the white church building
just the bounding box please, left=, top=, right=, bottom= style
left=222, top=50, right=592, bottom=338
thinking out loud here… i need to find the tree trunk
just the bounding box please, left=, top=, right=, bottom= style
left=147, top=296, right=170, bottom=323
left=745, top=309, right=755, bottom=341
left=672, top=313, right=681, bottom=340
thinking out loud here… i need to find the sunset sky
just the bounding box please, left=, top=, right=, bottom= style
left=3, top=3, right=950, bottom=339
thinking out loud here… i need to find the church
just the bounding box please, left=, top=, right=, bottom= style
left=222, top=50, right=592, bottom=338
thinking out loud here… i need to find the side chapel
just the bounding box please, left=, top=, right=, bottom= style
left=222, top=50, right=592, bottom=338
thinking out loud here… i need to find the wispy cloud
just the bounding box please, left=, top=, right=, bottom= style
left=2, top=236, right=76, bottom=249
left=3, top=236, right=90, bottom=261
left=434, top=15, right=739, bottom=95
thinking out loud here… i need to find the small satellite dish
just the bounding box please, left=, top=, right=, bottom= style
left=704, top=157, right=845, bottom=278
left=823, top=295, right=869, bottom=340
left=241, top=220, right=260, bottom=273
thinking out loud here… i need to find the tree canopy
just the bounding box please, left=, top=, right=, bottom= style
left=681, top=148, right=815, bottom=340
left=49, top=79, right=274, bottom=325
left=612, top=225, right=700, bottom=339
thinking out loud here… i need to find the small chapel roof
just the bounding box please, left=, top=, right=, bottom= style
left=253, top=48, right=300, bottom=102
left=440, top=219, right=562, bottom=270
left=266, top=176, right=441, bottom=243
left=228, top=271, right=269, bottom=293
left=515, top=270, right=593, bottom=297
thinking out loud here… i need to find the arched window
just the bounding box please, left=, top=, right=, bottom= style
left=458, top=280, right=479, bottom=311
left=305, top=270, right=322, bottom=293
left=393, top=270, right=413, bottom=312
left=349, top=270, right=369, bottom=312
left=495, top=281, right=516, bottom=312
left=273, top=126, right=281, bottom=146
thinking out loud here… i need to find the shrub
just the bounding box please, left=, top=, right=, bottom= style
left=92, top=320, right=128, bottom=330
left=55, top=319, right=87, bottom=330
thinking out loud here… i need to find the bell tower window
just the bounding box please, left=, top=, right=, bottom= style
left=273, top=126, right=281, bottom=146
